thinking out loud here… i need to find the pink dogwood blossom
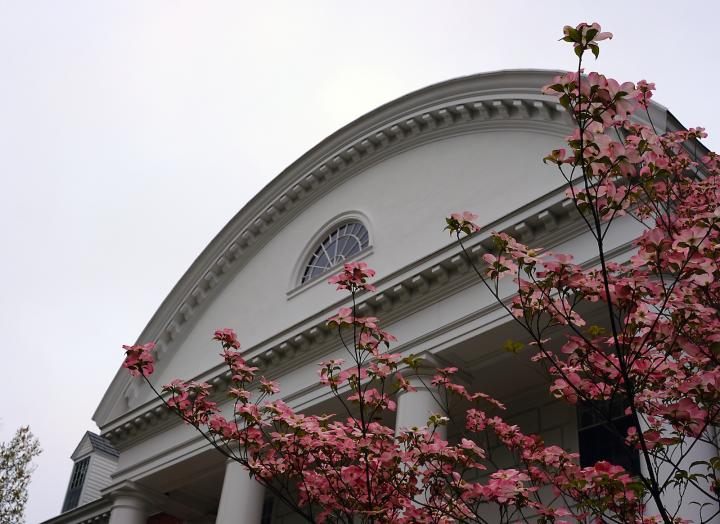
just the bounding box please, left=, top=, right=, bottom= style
left=121, top=342, right=155, bottom=377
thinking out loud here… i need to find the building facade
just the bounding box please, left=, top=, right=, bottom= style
left=42, top=70, right=714, bottom=524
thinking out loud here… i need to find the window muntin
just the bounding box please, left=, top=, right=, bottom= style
left=62, top=457, right=89, bottom=512
left=301, top=222, right=369, bottom=283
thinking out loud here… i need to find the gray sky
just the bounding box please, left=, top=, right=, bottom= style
left=0, top=2, right=717, bottom=522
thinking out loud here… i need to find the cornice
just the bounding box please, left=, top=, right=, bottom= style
left=94, top=69, right=580, bottom=426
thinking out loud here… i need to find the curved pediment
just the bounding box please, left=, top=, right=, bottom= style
left=94, top=69, right=675, bottom=432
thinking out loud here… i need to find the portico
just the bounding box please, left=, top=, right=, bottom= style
left=97, top=327, right=579, bottom=524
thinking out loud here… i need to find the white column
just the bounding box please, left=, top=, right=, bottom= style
left=107, top=487, right=149, bottom=524
left=395, top=375, right=447, bottom=439
left=216, top=459, right=266, bottom=524
left=641, top=427, right=719, bottom=522
left=395, top=374, right=448, bottom=511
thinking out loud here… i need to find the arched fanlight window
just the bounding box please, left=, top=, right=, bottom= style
left=301, top=222, right=369, bottom=283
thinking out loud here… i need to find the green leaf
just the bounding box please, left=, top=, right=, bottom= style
left=558, top=93, right=571, bottom=110
left=492, top=235, right=508, bottom=251
left=403, top=354, right=421, bottom=369
left=503, top=339, right=525, bottom=354
left=627, top=481, right=646, bottom=493
left=589, top=43, right=599, bottom=59
left=587, top=325, right=607, bottom=337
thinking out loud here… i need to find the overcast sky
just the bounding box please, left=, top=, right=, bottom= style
left=1, top=2, right=718, bottom=522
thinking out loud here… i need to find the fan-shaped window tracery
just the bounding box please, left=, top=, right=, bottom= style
left=301, top=222, right=369, bottom=283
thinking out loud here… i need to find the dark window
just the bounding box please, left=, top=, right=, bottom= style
left=578, top=399, right=640, bottom=474
left=260, top=494, right=274, bottom=524
left=62, top=457, right=90, bottom=512
left=302, top=222, right=369, bottom=283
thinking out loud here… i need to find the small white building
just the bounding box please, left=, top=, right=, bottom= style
left=42, top=70, right=712, bottom=524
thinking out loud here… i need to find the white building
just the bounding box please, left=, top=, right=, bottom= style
left=41, top=70, right=713, bottom=524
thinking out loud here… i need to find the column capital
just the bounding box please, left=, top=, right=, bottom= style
left=109, top=481, right=153, bottom=504
left=107, top=481, right=151, bottom=524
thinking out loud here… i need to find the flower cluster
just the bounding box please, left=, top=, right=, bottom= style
left=121, top=342, right=155, bottom=377
left=327, top=261, right=377, bottom=292
left=561, top=22, right=612, bottom=59
left=213, top=328, right=240, bottom=349
left=445, top=211, right=481, bottom=236
left=162, top=379, right=217, bottom=426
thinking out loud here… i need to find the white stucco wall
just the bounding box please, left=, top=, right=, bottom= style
left=144, top=128, right=564, bottom=394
